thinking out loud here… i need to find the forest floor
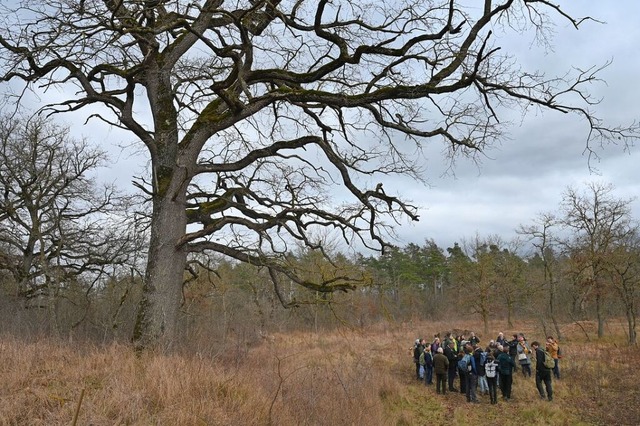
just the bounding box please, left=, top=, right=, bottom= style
left=0, top=318, right=638, bottom=425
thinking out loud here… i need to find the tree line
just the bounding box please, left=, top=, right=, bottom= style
left=1, top=114, right=637, bottom=347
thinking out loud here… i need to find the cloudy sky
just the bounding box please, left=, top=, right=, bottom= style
left=82, top=1, right=640, bottom=253
left=7, top=1, right=638, bottom=255
left=388, top=1, right=640, bottom=251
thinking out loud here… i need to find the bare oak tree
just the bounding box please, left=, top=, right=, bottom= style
left=559, top=182, right=636, bottom=338
left=518, top=212, right=563, bottom=338
left=604, top=231, right=640, bottom=345
left=1, top=0, right=637, bottom=349
left=0, top=114, right=135, bottom=332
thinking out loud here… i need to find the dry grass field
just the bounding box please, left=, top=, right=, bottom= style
left=1, top=319, right=638, bottom=425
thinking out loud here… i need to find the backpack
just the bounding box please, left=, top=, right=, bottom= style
left=543, top=350, right=555, bottom=369
left=419, top=351, right=426, bottom=366
left=485, top=360, right=497, bottom=378
left=458, top=354, right=472, bottom=372
left=479, top=351, right=487, bottom=366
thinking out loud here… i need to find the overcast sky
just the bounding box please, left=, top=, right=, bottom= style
left=85, top=1, right=640, bottom=253
left=8, top=1, right=639, bottom=255
left=387, top=1, right=640, bottom=251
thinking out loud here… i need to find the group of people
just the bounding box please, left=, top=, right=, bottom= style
left=412, top=331, right=561, bottom=404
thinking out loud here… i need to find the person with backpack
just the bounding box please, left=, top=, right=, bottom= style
left=531, top=341, right=554, bottom=401
left=464, top=347, right=479, bottom=403
left=484, top=353, right=499, bottom=404
left=457, top=350, right=468, bottom=394
left=444, top=341, right=459, bottom=392
left=474, top=346, right=489, bottom=396
left=546, top=336, right=561, bottom=379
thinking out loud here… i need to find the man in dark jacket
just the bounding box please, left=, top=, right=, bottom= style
left=531, top=341, right=553, bottom=401
left=507, top=334, right=519, bottom=372
left=433, top=347, right=449, bottom=395
left=423, top=345, right=434, bottom=385
left=496, top=345, right=516, bottom=401
left=444, top=342, right=459, bottom=392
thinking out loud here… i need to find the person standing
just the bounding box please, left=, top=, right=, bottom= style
left=484, top=353, right=499, bottom=404
left=517, top=334, right=532, bottom=377
left=532, top=341, right=553, bottom=401
left=507, top=334, right=519, bottom=372
left=465, top=348, right=479, bottom=403
left=430, top=336, right=441, bottom=355
left=456, top=334, right=466, bottom=349
left=496, top=345, right=516, bottom=401
left=444, top=341, right=459, bottom=392
left=546, top=336, right=561, bottom=379
left=468, top=331, right=480, bottom=346
left=496, top=332, right=507, bottom=348
left=413, top=339, right=425, bottom=380
left=457, top=351, right=467, bottom=394
left=443, top=332, right=456, bottom=352
left=474, top=346, right=489, bottom=396
left=423, top=345, right=434, bottom=385
left=433, top=347, right=449, bottom=395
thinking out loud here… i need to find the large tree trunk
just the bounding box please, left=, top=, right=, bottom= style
left=131, top=63, right=191, bottom=351
left=132, top=166, right=189, bottom=351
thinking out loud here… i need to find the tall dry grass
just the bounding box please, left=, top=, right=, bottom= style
left=1, top=319, right=638, bottom=425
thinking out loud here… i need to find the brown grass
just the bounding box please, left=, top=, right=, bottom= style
left=0, top=319, right=638, bottom=425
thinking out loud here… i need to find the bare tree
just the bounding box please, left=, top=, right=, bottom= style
left=604, top=231, right=640, bottom=345
left=518, top=212, right=563, bottom=338
left=451, top=235, right=523, bottom=334
left=1, top=1, right=637, bottom=349
left=470, top=240, right=499, bottom=335
left=492, top=239, right=528, bottom=329
left=0, top=114, right=136, bottom=333
left=559, top=182, right=636, bottom=338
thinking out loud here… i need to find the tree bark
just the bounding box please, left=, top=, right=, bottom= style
left=132, top=168, right=188, bottom=351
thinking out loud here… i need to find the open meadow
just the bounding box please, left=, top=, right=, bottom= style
left=1, top=319, right=638, bottom=425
